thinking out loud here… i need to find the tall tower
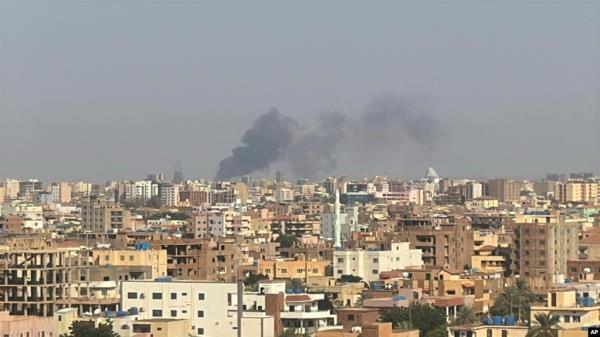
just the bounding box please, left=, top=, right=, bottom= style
left=334, top=189, right=342, bottom=249
left=173, top=162, right=184, bottom=184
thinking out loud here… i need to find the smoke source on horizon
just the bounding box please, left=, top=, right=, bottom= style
left=216, top=95, right=441, bottom=180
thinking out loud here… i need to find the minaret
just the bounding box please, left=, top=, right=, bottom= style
left=334, top=189, right=342, bottom=249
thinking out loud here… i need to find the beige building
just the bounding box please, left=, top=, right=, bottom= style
left=92, top=249, right=167, bottom=278
left=81, top=195, right=132, bottom=232
left=258, top=258, right=328, bottom=280
left=555, top=181, right=598, bottom=204
left=530, top=288, right=600, bottom=331
left=487, top=178, right=520, bottom=203
left=448, top=324, right=528, bottom=337
left=0, top=239, right=92, bottom=316
left=132, top=318, right=191, bottom=337
left=514, top=212, right=578, bottom=290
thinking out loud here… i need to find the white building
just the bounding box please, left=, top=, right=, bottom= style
left=207, top=211, right=251, bottom=237
left=333, top=242, right=423, bottom=282
left=121, top=279, right=274, bottom=337
left=274, top=188, right=294, bottom=202
left=159, top=184, right=179, bottom=207
left=0, top=201, right=44, bottom=230
left=321, top=205, right=360, bottom=243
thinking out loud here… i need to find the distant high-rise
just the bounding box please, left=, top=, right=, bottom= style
left=275, top=170, right=285, bottom=183
left=241, top=175, right=253, bottom=187
left=487, top=178, right=520, bottom=202
left=173, top=162, right=185, bottom=184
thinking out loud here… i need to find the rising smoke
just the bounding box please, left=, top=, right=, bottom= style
left=215, top=108, right=298, bottom=180
left=216, top=95, right=441, bottom=180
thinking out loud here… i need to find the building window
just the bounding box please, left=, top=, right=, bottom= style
left=198, top=310, right=204, bottom=318
left=198, top=293, right=205, bottom=300
left=297, top=269, right=303, bottom=274
left=373, top=258, right=379, bottom=263
left=337, top=270, right=343, bottom=274
left=152, top=293, right=162, bottom=300
left=573, top=316, right=581, bottom=323
left=372, top=270, right=379, bottom=274
left=487, top=330, right=492, bottom=337
left=564, top=315, right=570, bottom=323
left=171, top=310, right=177, bottom=317
left=127, top=292, right=137, bottom=299
left=152, top=310, right=162, bottom=317
left=501, top=330, right=508, bottom=337
left=337, top=258, right=344, bottom=263
left=171, top=293, right=177, bottom=300
left=197, top=328, right=204, bottom=335
left=348, top=314, right=355, bottom=321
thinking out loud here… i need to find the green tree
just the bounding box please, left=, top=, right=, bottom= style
left=275, top=235, right=297, bottom=248
left=286, top=278, right=305, bottom=291
left=244, top=273, right=269, bottom=291
left=60, top=321, right=120, bottom=337
left=490, top=279, right=534, bottom=321
left=453, top=306, right=478, bottom=325
left=426, top=325, right=448, bottom=337
left=526, top=313, right=560, bottom=337
left=380, top=303, right=447, bottom=336
left=337, top=274, right=363, bottom=283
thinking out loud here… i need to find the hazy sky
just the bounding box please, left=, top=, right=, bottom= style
left=1, top=1, right=599, bottom=183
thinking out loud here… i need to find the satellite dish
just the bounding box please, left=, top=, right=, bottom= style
left=402, top=272, right=410, bottom=278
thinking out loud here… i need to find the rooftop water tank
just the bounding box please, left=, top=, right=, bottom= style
left=492, top=316, right=503, bottom=325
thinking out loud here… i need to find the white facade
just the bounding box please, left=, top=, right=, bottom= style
left=321, top=205, right=359, bottom=243
left=122, top=280, right=273, bottom=337
left=160, top=185, right=179, bottom=207
left=333, top=242, right=423, bottom=282
left=0, top=201, right=44, bottom=230
left=274, top=188, right=294, bottom=202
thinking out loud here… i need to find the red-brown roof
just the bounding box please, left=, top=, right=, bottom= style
left=286, top=295, right=312, bottom=302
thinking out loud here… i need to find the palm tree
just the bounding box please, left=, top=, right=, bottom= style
left=526, top=313, right=559, bottom=337
left=453, top=306, right=478, bottom=325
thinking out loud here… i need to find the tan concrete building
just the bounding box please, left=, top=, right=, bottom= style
left=80, top=195, right=132, bottom=232
left=395, top=218, right=474, bottom=270
left=487, top=178, right=520, bottom=203
left=258, top=258, right=328, bottom=280
left=0, top=238, right=92, bottom=316
left=92, top=248, right=167, bottom=278
left=513, top=212, right=578, bottom=290
left=555, top=181, right=598, bottom=204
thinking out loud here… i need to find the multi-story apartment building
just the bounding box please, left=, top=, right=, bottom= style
left=1, top=179, right=20, bottom=200
left=271, top=214, right=320, bottom=237
left=512, top=211, right=578, bottom=290
left=0, top=238, right=92, bottom=316
left=80, top=195, right=132, bottom=232
left=159, top=184, right=180, bottom=207
left=91, top=248, right=168, bottom=279
left=121, top=279, right=274, bottom=337
left=148, top=238, right=244, bottom=281
left=555, top=180, right=598, bottom=204
left=257, top=257, right=328, bottom=280
left=207, top=211, right=252, bottom=237
left=333, top=242, right=423, bottom=282
left=487, top=178, right=520, bottom=203
left=395, top=217, right=474, bottom=271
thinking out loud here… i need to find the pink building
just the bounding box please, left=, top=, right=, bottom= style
left=0, top=311, right=55, bottom=337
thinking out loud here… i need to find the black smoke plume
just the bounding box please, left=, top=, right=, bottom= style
left=216, top=95, right=441, bottom=180
left=216, top=108, right=298, bottom=180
